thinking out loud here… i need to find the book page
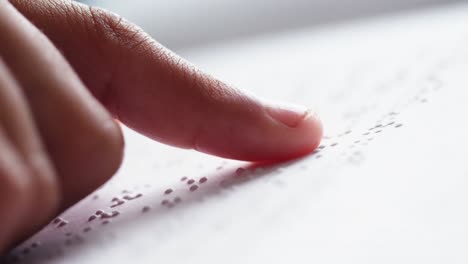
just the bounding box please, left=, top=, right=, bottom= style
left=6, top=4, right=468, bottom=263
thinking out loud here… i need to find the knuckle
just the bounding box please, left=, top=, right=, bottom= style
left=86, top=5, right=152, bottom=52
left=0, top=166, right=30, bottom=208
left=83, top=118, right=124, bottom=182
left=27, top=155, right=60, bottom=215
left=96, top=119, right=124, bottom=175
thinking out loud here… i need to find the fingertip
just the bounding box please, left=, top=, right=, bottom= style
left=194, top=94, right=323, bottom=162
left=254, top=103, right=323, bottom=161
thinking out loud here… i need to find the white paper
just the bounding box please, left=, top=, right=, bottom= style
left=6, top=4, right=468, bottom=263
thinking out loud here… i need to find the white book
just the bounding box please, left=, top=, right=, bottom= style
left=7, top=3, right=468, bottom=263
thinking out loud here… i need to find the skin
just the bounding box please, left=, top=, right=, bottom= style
left=0, top=0, right=322, bottom=253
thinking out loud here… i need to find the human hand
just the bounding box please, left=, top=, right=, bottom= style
left=0, top=0, right=322, bottom=253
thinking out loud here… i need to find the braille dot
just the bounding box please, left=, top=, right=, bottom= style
left=395, top=124, right=403, bottom=128
left=52, top=218, right=62, bottom=224
left=375, top=124, right=383, bottom=128
left=22, top=248, right=30, bottom=255
left=315, top=155, right=322, bottom=159
left=216, top=166, right=223, bottom=170
left=142, top=206, right=151, bottom=213
left=345, top=130, right=352, bottom=134
left=330, top=143, right=338, bottom=147
left=199, top=177, right=208, bottom=184
left=92, top=195, right=99, bottom=200
left=190, top=185, right=199, bottom=192
left=95, top=210, right=104, bottom=215
left=123, top=193, right=143, bottom=200
left=121, top=189, right=131, bottom=194
left=111, top=197, right=120, bottom=202
left=187, top=179, right=195, bottom=185
left=318, top=145, right=325, bottom=149
left=174, top=197, right=182, bottom=203
left=161, top=199, right=170, bottom=206
left=88, top=215, right=97, bottom=222
left=363, top=132, right=370, bottom=135
left=164, top=189, right=173, bottom=195
left=386, top=121, right=395, bottom=126
left=110, top=200, right=125, bottom=208
left=102, top=220, right=110, bottom=225
left=57, top=221, right=68, bottom=228
left=65, top=232, right=72, bottom=237
left=83, top=227, right=92, bottom=233
left=31, top=242, right=40, bottom=248
left=375, top=130, right=382, bottom=133
left=354, top=140, right=360, bottom=144
left=180, top=177, right=188, bottom=182
left=236, top=168, right=246, bottom=176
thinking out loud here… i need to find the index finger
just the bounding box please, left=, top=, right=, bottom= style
left=11, top=0, right=323, bottom=161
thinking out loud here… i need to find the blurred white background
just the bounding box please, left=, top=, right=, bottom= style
left=82, top=0, right=460, bottom=51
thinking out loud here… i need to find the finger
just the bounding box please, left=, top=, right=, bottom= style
left=0, top=125, right=30, bottom=253
left=0, top=57, right=60, bottom=250
left=11, top=0, right=323, bottom=161
left=0, top=1, right=123, bottom=207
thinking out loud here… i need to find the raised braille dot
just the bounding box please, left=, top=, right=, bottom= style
left=88, top=215, right=97, bottom=222
left=395, top=124, right=403, bottom=128
left=57, top=221, right=68, bottom=228
left=236, top=168, right=246, bottom=175
left=142, top=206, right=151, bottom=213
left=95, top=210, right=104, bottom=215
left=83, top=227, right=92, bottom=233
left=190, top=185, right=199, bottom=192
left=164, top=189, right=173, bottom=195
left=52, top=218, right=62, bottom=224
left=181, top=176, right=188, bottom=181
left=161, top=199, right=170, bottom=206
left=174, top=197, right=182, bottom=203
left=199, top=177, right=208, bottom=184
left=187, top=179, right=195, bottom=185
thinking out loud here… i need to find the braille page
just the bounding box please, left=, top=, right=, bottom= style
left=5, top=4, right=468, bottom=264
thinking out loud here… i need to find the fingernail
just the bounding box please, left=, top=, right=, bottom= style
left=265, top=102, right=312, bottom=128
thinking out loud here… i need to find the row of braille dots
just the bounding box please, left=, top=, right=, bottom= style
left=344, top=116, right=403, bottom=157
left=47, top=191, right=145, bottom=245
left=5, top=214, right=72, bottom=262
left=58, top=192, right=146, bottom=250
left=5, top=241, right=41, bottom=263
left=312, top=131, right=350, bottom=159
left=156, top=176, right=209, bottom=209
left=312, top=112, right=404, bottom=159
